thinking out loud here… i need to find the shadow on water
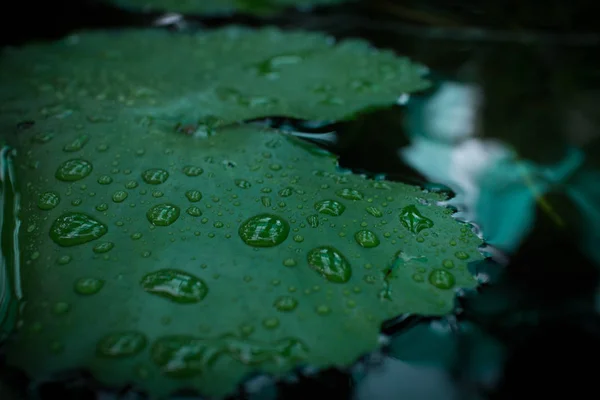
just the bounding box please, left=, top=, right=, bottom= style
left=1, top=0, right=600, bottom=399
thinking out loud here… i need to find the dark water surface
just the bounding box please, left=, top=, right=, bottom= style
left=1, top=1, right=599, bottom=399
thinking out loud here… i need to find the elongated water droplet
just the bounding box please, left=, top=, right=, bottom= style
left=239, top=214, right=290, bottom=247
left=234, top=179, right=251, bottom=189
left=142, top=168, right=169, bottom=184
left=147, top=203, right=180, bottom=226
left=399, top=205, right=434, bottom=234
left=365, top=206, right=382, bottom=218
left=97, top=175, right=113, bottom=185
left=186, top=206, right=202, bottom=217
left=151, top=335, right=220, bottom=377
left=336, top=188, right=363, bottom=200
left=314, top=199, right=345, bottom=216
left=74, top=277, right=105, bottom=295
left=274, top=296, right=298, bottom=312
left=55, top=159, right=93, bottom=182
left=96, top=331, right=148, bottom=358
left=93, top=241, right=114, bottom=253
left=141, top=269, right=209, bottom=303
left=63, top=135, right=89, bottom=152
left=307, top=246, right=352, bottom=283
left=50, top=212, right=107, bottom=247
left=183, top=165, right=203, bottom=177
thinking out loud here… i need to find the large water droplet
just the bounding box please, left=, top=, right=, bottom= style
left=140, top=269, right=209, bottom=304
left=50, top=212, right=107, bottom=247
left=96, top=331, right=148, bottom=358
left=38, top=191, right=60, bottom=210
left=142, top=168, right=169, bottom=184
left=354, top=230, right=380, bottom=248
left=428, top=269, right=455, bottom=290
left=239, top=214, right=290, bottom=248
left=399, top=205, right=434, bottom=234
left=314, top=200, right=345, bottom=216
left=307, top=246, right=352, bottom=283
left=146, top=203, right=180, bottom=226
left=55, top=159, right=93, bottom=182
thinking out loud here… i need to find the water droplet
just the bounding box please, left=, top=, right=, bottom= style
left=142, top=168, right=169, bottom=184
left=96, top=331, right=148, bottom=358
left=185, top=190, right=203, bottom=202
left=234, top=179, right=251, bottom=189
left=354, top=230, right=380, bottom=248
left=55, top=159, right=93, bottom=182
left=278, top=187, right=293, bottom=197
left=97, top=175, right=113, bottom=185
left=53, top=302, right=70, bottom=315
left=50, top=212, right=107, bottom=247
left=183, top=165, right=203, bottom=177
left=147, top=204, right=180, bottom=226
left=32, top=132, right=54, bottom=143
left=442, top=259, right=455, bottom=268
left=274, top=296, right=298, bottom=312
left=365, top=206, right=383, bottom=218
left=186, top=206, right=202, bottom=217
left=251, top=54, right=304, bottom=79
left=91, top=241, right=114, bottom=254
left=141, top=269, right=208, bottom=303
left=428, top=269, right=455, bottom=290
left=454, top=251, right=470, bottom=260
left=124, top=180, right=138, bottom=189
left=38, top=191, right=60, bottom=210
left=239, top=214, right=290, bottom=248
left=314, top=199, right=345, bottom=216
left=262, top=317, right=280, bottom=329
left=74, top=277, right=105, bottom=295
left=112, top=190, right=128, bottom=203
left=95, top=203, right=108, bottom=212
left=63, top=135, right=89, bottom=152
left=283, top=258, right=297, bottom=267
left=240, top=324, right=255, bottom=336
left=306, top=214, right=319, bottom=228
left=293, top=234, right=304, bottom=243
left=315, top=305, right=331, bottom=315
left=56, top=255, right=72, bottom=265
left=336, top=188, right=363, bottom=200
left=150, top=335, right=219, bottom=377
left=307, top=246, right=352, bottom=283
left=399, top=205, right=434, bottom=234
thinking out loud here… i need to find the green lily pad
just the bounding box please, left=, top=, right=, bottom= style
left=107, top=0, right=352, bottom=16
left=4, top=114, right=481, bottom=396
left=0, top=28, right=475, bottom=397
left=0, top=28, right=429, bottom=131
